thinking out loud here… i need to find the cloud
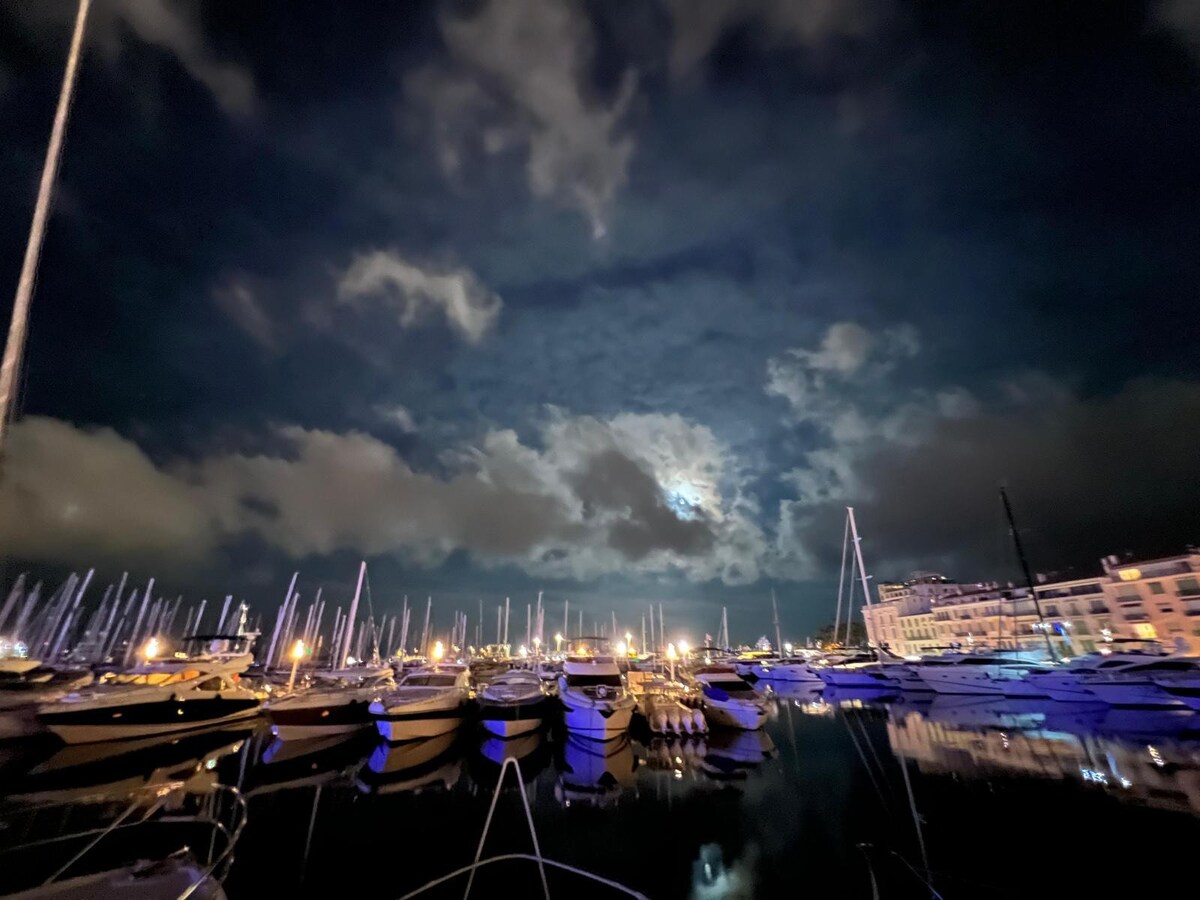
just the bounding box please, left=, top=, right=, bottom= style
left=766, top=325, right=1200, bottom=579
left=0, top=410, right=766, bottom=585
left=406, top=0, right=637, bottom=238
left=338, top=250, right=503, bottom=344
left=664, top=0, right=877, bottom=78
left=212, top=278, right=276, bottom=351
left=375, top=404, right=417, bottom=433
left=0, top=417, right=217, bottom=564
left=104, top=0, right=255, bottom=116
left=15, top=0, right=256, bottom=116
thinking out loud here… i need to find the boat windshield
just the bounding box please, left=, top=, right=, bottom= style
left=566, top=673, right=622, bottom=688
left=709, top=679, right=755, bottom=694
left=403, top=674, right=459, bottom=687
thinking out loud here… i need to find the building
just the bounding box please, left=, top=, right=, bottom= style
left=1098, top=550, right=1200, bottom=652
left=863, top=547, right=1200, bottom=657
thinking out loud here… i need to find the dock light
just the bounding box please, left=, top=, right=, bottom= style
left=554, top=633, right=563, bottom=653
left=784, top=642, right=794, bottom=655
left=615, top=641, right=627, bottom=656
left=143, top=637, right=160, bottom=661
left=432, top=641, right=445, bottom=662
left=625, top=631, right=632, bottom=644
left=519, top=645, right=529, bottom=658
left=678, top=640, right=689, bottom=655
left=287, top=640, right=305, bottom=693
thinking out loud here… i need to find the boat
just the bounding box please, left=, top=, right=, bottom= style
left=477, top=669, right=549, bottom=738
left=691, top=665, right=767, bottom=730
left=749, top=656, right=824, bottom=683
left=909, top=651, right=1051, bottom=697
left=1076, top=658, right=1200, bottom=708
left=369, top=664, right=471, bottom=742
left=265, top=666, right=393, bottom=740
left=36, top=634, right=262, bottom=744
left=816, top=651, right=903, bottom=690
left=557, top=654, right=635, bottom=740
left=628, top=672, right=706, bottom=735
left=356, top=731, right=462, bottom=795
left=1023, top=642, right=1173, bottom=702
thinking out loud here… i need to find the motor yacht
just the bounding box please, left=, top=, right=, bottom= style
left=1078, top=657, right=1200, bottom=708
left=369, top=664, right=471, bottom=742
left=265, top=666, right=393, bottom=740
left=557, top=654, right=635, bottom=740
left=36, top=634, right=261, bottom=743
left=691, top=665, right=767, bottom=730
left=907, top=651, right=1050, bottom=697
left=478, top=669, right=549, bottom=737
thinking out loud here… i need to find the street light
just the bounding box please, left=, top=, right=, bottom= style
left=784, top=642, right=794, bottom=655
left=519, top=644, right=529, bottom=658
left=554, top=633, right=563, bottom=653
left=678, top=639, right=689, bottom=656
left=615, top=640, right=627, bottom=656
left=287, top=639, right=305, bottom=693
left=143, top=637, right=160, bottom=661
left=666, top=642, right=677, bottom=682
left=432, top=640, right=445, bottom=663
left=533, top=636, right=541, bottom=658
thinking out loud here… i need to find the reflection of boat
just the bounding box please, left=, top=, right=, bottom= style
left=245, top=731, right=371, bottom=796
left=265, top=668, right=392, bottom=740
left=357, top=732, right=462, bottom=795
left=558, top=655, right=635, bottom=740
left=471, top=732, right=549, bottom=787
left=37, top=635, right=261, bottom=743
left=886, top=705, right=1200, bottom=815
left=478, top=669, right=550, bottom=737
left=924, top=696, right=1066, bottom=731
left=556, top=733, right=637, bottom=806
left=700, top=729, right=775, bottom=780
left=692, top=666, right=767, bottom=730
left=0, top=781, right=245, bottom=900
left=369, top=665, right=470, bottom=742
left=7, top=725, right=250, bottom=806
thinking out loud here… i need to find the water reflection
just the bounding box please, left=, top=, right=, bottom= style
left=470, top=731, right=550, bottom=787
left=886, top=703, right=1200, bottom=815
left=357, top=732, right=463, bottom=795
left=555, top=734, right=637, bottom=807
left=700, top=729, right=776, bottom=781
left=245, top=731, right=371, bottom=796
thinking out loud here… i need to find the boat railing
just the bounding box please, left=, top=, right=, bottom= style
left=0, top=780, right=248, bottom=898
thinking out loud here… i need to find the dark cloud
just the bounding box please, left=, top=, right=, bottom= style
left=786, top=378, right=1200, bottom=581
left=571, top=449, right=715, bottom=560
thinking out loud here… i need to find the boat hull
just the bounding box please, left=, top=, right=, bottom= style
left=41, top=697, right=261, bottom=744
left=560, top=698, right=633, bottom=740
left=374, top=707, right=467, bottom=742
left=1082, top=680, right=1184, bottom=708
left=268, top=697, right=376, bottom=740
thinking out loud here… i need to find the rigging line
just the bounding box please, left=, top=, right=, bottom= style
left=833, top=511, right=850, bottom=647
left=840, top=711, right=894, bottom=818
left=851, top=711, right=899, bottom=808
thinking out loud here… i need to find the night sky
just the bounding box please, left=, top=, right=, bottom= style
left=1, top=1, right=1198, bottom=640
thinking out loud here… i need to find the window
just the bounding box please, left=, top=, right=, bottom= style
left=1149, top=582, right=1165, bottom=595
left=1177, top=577, right=1200, bottom=598
left=1075, top=621, right=1091, bottom=635
left=1045, top=605, right=1059, bottom=617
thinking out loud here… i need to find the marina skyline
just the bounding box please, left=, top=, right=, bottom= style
left=2, top=1, right=1199, bottom=640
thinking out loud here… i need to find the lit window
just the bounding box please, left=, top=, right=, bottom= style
left=1133, top=623, right=1159, bottom=640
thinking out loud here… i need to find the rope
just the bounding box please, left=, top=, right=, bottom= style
left=394, top=756, right=647, bottom=900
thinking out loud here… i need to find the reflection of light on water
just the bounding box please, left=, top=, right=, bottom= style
left=689, top=842, right=756, bottom=900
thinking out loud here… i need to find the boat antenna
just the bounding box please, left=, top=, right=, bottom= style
left=0, top=0, right=91, bottom=460
left=999, top=486, right=1055, bottom=661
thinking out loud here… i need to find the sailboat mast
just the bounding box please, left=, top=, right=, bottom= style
left=771, top=589, right=782, bottom=656
left=847, top=507, right=873, bottom=646
left=340, top=561, right=366, bottom=667
left=999, top=486, right=1055, bottom=660
left=0, top=0, right=91, bottom=457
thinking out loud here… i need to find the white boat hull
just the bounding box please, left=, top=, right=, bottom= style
left=922, top=670, right=1046, bottom=697
left=817, top=669, right=899, bottom=689
left=560, top=701, right=633, bottom=740
left=374, top=710, right=465, bottom=742
left=46, top=706, right=260, bottom=744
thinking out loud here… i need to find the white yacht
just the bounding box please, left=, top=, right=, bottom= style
left=478, top=669, right=549, bottom=737
left=1023, top=644, right=1171, bottom=702
left=692, top=665, right=767, bottom=730
left=265, top=666, right=393, bottom=740
left=912, top=651, right=1051, bottom=697
left=558, top=654, right=635, bottom=740
left=1076, top=657, right=1200, bottom=708
left=369, top=664, right=471, bottom=742
left=816, top=657, right=902, bottom=690
left=36, top=634, right=261, bottom=743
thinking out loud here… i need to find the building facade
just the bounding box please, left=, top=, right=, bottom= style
left=862, top=548, right=1200, bottom=657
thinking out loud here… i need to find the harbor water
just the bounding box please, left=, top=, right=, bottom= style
left=5, top=686, right=1198, bottom=898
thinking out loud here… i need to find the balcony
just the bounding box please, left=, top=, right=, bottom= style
left=1115, top=595, right=1143, bottom=607
left=1122, top=611, right=1149, bottom=622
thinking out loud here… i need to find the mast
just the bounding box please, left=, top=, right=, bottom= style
left=847, top=507, right=873, bottom=647
left=999, top=486, right=1055, bottom=660
left=340, top=561, right=366, bottom=667
left=0, top=0, right=92, bottom=457
left=771, top=588, right=782, bottom=656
